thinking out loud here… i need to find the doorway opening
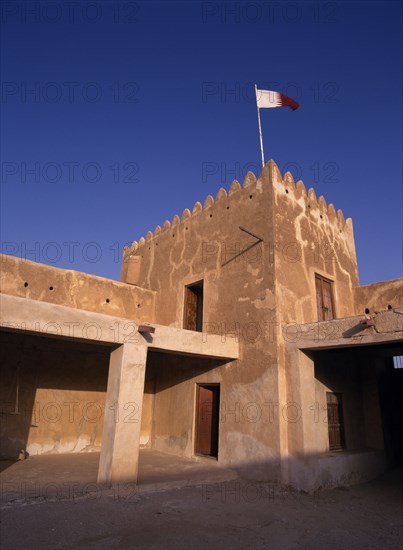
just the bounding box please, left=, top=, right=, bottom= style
left=315, top=274, right=335, bottom=321
left=183, top=280, right=204, bottom=332
left=326, top=392, right=345, bottom=451
left=195, top=384, right=220, bottom=458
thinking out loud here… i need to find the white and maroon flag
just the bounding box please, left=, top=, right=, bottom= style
left=254, top=85, right=300, bottom=168
left=256, top=89, right=299, bottom=111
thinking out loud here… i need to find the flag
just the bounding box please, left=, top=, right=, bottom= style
left=256, top=89, right=299, bottom=111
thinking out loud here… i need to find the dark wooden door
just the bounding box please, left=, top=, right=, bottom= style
left=195, top=385, right=219, bottom=457
left=184, top=286, right=198, bottom=331
left=322, top=279, right=334, bottom=320
left=315, top=276, right=323, bottom=320
left=315, top=275, right=335, bottom=321
left=327, top=392, right=345, bottom=450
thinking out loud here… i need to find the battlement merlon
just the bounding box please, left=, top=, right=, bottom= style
left=121, top=158, right=354, bottom=262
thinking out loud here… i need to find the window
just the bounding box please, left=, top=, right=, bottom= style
left=326, top=392, right=345, bottom=451
left=183, top=281, right=203, bottom=331
left=315, top=274, right=335, bottom=321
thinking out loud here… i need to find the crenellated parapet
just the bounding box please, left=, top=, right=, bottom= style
left=264, top=160, right=359, bottom=322
left=264, top=160, right=351, bottom=233
left=124, top=160, right=351, bottom=257
left=124, top=169, right=258, bottom=256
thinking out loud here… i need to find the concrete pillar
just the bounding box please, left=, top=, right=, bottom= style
left=297, top=351, right=320, bottom=455
left=98, top=342, right=148, bottom=485
left=284, top=346, right=322, bottom=456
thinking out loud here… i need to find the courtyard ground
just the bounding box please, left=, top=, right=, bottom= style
left=0, top=452, right=401, bottom=550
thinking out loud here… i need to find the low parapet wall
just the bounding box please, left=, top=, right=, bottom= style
left=355, top=278, right=403, bottom=314
left=0, top=254, right=156, bottom=323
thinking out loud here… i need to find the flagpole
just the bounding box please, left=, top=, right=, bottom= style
left=255, top=84, right=265, bottom=168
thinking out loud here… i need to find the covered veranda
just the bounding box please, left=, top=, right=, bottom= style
left=0, top=294, right=238, bottom=487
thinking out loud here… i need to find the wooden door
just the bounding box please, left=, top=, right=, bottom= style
left=327, top=392, right=345, bottom=450
left=184, top=282, right=203, bottom=332
left=315, top=275, right=335, bottom=321
left=315, top=276, right=323, bottom=320
left=322, top=279, right=334, bottom=320
left=195, top=385, right=219, bottom=457
left=184, top=286, right=198, bottom=331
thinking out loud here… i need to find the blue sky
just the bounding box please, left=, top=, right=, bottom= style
left=1, top=0, right=401, bottom=285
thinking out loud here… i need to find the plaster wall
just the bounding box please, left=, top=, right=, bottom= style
left=120, top=161, right=377, bottom=480
left=265, top=161, right=363, bottom=470
left=354, top=279, right=403, bottom=313
left=270, top=160, right=359, bottom=327
left=122, top=170, right=283, bottom=477
left=140, top=370, right=156, bottom=447
left=0, top=332, right=109, bottom=459
left=0, top=254, right=156, bottom=323
left=143, top=353, right=226, bottom=459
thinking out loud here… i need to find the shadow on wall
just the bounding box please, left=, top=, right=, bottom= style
left=2, top=331, right=402, bottom=492
left=0, top=331, right=111, bottom=465
left=313, top=344, right=403, bottom=463
left=140, top=350, right=229, bottom=453
left=145, top=350, right=228, bottom=393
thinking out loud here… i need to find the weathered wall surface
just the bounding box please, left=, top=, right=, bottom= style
left=140, top=368, right=156, bottom=447
left=270, top=160, right=359, bottom=327
left=267, top=160, right=360, bottom=470
left=122, top=169, right=283, bottom=478
left=122, top=170, right=275, bottom=334
left=143, top=352, right=226, bottom=458
left=121, top=160, right=398, bottom=483
left=0, top=332, right=109, bottom=458
left=355, top=279, right=403, bottom=314
left=0, top=254, right=156, bottom=323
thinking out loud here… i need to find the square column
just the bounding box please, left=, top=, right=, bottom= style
left=98, top=342, right=148, bottom=485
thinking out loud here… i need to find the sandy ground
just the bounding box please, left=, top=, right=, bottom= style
left=1, top=466, right=401, bottom=549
